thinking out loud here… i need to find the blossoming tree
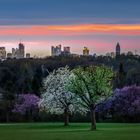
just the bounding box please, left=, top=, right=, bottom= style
left=67, top=66, right=114, bottom=130
left=39, top=66, right=83, bottom=126
left=109, top=86, right=140, bottom=122
left=13, top=94, right=40, bottom=121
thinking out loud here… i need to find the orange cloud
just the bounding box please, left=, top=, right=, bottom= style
left=0, top=24, right=140, bottom=36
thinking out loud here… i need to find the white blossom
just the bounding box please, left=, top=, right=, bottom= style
left=39, top=66, right=86, bottom=115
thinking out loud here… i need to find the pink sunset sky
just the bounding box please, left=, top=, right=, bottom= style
left=0, top=0, right=140, bottom=57
left=0, top=24, right=140, bottom=57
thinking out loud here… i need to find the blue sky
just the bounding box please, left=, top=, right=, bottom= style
left=0, top=0, right=140, bottom=56
left=0, top=0, right=140, bottom=25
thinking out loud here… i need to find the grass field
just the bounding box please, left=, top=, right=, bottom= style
left=0, top=123, right=140, bottom=140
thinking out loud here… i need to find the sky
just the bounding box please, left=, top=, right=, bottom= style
left=0, top=0, right=140, bottom=56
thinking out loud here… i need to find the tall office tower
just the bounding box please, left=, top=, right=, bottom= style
left=18, top=43, right=25, bottom=58
left=26, top=53, right=31, bottom=58
left=55, top=44, right=62, bottom=56
left=63, top=47, right=71, bottom=55
left=111, top=52, right=115, bottom=58
left=51, top=46, right=55, bottom=56
left=116, top=42, right=121, bottom=56
left=12, top=48, right=16, bottom=58
left=64, top=47, right=70, bottom=54
left=0, top=47, right=6, bottom=59
left=83, top=47, right=89, bottom=56
left=51, top=45, right=62, bottom=56
left=7, top=53, right=12, bottom=59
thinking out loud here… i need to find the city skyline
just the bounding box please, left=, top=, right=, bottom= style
left=0, top=42, right=139, bottom=59
left=0, top=0, right=140, bottom=56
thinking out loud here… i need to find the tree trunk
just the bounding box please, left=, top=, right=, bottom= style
left=64, top=108, right=69, bottom=126
left=90, top=108, right=96, bottom=131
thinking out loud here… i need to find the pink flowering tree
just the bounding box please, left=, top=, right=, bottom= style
left=13, top=94, right=40, bottom=121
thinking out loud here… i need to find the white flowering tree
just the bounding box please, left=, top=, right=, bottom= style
left=67, top=66, right=114, bottom=130
left=39, top=66, right=83, bottom=126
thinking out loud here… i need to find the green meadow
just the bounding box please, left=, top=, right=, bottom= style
left=0, top=123, right=140, bottom=140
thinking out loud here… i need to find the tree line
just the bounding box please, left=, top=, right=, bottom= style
left=0, top=55, right=140, bottom=128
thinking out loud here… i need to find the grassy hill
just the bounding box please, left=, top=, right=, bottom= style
left=0, top=123, right=140, bottom=140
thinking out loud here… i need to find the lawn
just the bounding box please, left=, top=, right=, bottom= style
left=0, top=123, right=140, bottom=140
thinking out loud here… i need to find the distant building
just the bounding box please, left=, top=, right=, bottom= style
left=12, top=48, right=16, bottom=58
left=61, top=47, right=71, bottom=56
left=18, top=43, right=25, bottom=58
left=64, top=47, right=70, bottom=54
left=51, top=45, right=62, bottom=56
left=111, top=52, right=115, bottom=58
left=127, top=51, right=133, bottom=56
left=106, top=52, right=110, bottom=57
left=7, top=53, right=12, bottom=59
left=11, top=42, right=25, bottom=59
left=83, top=47, right=89, bottom=56
left=0, top=47, right=6, bottom=59
left=26, top=53, right=31, bottom=58
left=116, top=42, right=121, bottom=56
left=93, top=53, right=97, bottom=57
left=106, top=52, right=115, bottom=58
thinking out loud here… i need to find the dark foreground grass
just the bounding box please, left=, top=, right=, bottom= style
left=0, top=123, right=140, bottom=140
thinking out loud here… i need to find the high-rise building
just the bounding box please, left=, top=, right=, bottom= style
left=127, top=51, right=133, bottom=56
left=51, top=46, right=55, bottom=56
left=106, top=52, right=115, bottom=58
left=83, top=47, right=89, bottom=56
left=106, top=52, right=110, bottom=57
left=18, top=43, right=25, bottom=58
left=26, top=53, right=31, bottom=58
left=12, top=48, right=16, bottom=58
left=11, top=43, right=25, bottom=59
left=64, top=47, right=70, bottom=53
left=111, top=52, right=115, bottom=58
left=116, top=42, right=121, bottom=56
left=51, top=45, right=62, bottom=56
left=7, top=53, right=12, bottom=59
left=0, top=47, right=6, bottom=59
left=61, top=47, right=71, bottom=55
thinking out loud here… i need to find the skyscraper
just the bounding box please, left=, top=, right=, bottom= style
left=18, top=43, right=25, bottom=58
left=26, top=53, right=31, bottom=58
left=11, top=43, right=25, bottom=59
left=64, top=47, right=70, bottom=53
left=51, top=45, right=62, bottom=56
left=83, top=47, right=89, bottom=56
left=12, top=48, right=16, bottom=58
left=7, top=53, right=12, bottom=59
left=116, top=42, right=121, bottom=56
left=0, top=47, right=6, bottom=59
left=62, top=47, right=71, bottom=55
